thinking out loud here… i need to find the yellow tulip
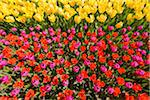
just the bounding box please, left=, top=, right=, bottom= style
left=97, top=14, right=107, bottom=23
left=146, top=14, right=150, bottom=22
left=134, top=11, right=144, bottom=20
left=5, top=16, right=15, bottom=23
left=74, top=15, right=81, bottom=24
left=33, top=13, right=44, bottom=22
left=127, top=13, right=133, bottom=21
left=69, top=0, right=75, bottom=7
left=12, top=10, right=19, bottom=17
left=63, top=12, right=71, bottom=20
left=115, top=21, right=123, bottom=28
left=48, top=14, right=56, bottom=23
left=16, top=16, right=26, bottom=23
left=86, top=15, right=95, bottom=23
left=0, top=13, right=4, bottom=21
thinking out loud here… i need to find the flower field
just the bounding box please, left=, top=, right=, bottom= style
left=0, top=0, right=150, bottom=100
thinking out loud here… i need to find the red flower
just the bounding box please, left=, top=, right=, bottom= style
left=63, top=39, right=69, bottom=45
left=112, top=32, right=118, bottom=37
left=127, top=49, right=135, bottom=55
left=99, top=56, right=106, bottom=63
left=108, top=60, right=114, bottom=67
left=61, top=74, right=69, bottom=81
left=34, top=65, right=42, bottom=72
left=90, top=74, right=97, bottom=82
left=56, top=68, right=64, bottom=75
left=89, top=63, right=96, bottom=70
left=78, top=32, right=82, bottom=38
left=81, top=70, right=88, bottom=78
left=82, top=53, right=87, bottom=60
left=125, top=93, right=135, bottom=100
left=32, top=75, right=40, bottom=81
left=43, top=75, right=51, bottom=83
left=64, top=60, right=71, bottom=68
left=113, top=87, right=121, bottom=97
left=25, top=89, right=35, bottom=100
left=40, top=86, right=46, bottom=96
left=78, top=89, right=86, bottom=100
left=122, top=55, right=130, bottom=62
left=62, top=32, right=67, bottom=37
left=46, top=52, right=53, bottom=58
left=57, top=92, right=66, bottom=100
left=117, top=77, right=125, bottom=85
left=63, top=89, right=73, bottom=96
left=88, top=54, right=95, bottom=61
left=86, top=32, right=91, bottom=36
left=105, top=70, right=112, bottom=78
left=84, top=39, right=89, bottom=45
left=71, top=58, right=78, bottom=65
left=117, top=67, right=126, bottom=74
left=112, top=53, right=119, bottom=60
left=132, top=83, right=142, bottom=92
left=80, top=46, right=86, bottom=52
left=13, top=80, right=24, bottom=88
left=95, top=79, right=105, bottom=87
left=138, top=93, right=149, bottom=100
left=106, top=34, right=111, bottom=39
left=52, top=76, right=59, bottom=86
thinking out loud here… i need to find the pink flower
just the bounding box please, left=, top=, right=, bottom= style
left=32, top=80, right=40, bottom=87
left=73, top=66, right=80, bottom=73
left=29, top=27, right=34, bottom=31
left=11, top=27, right=17, bottom=32
left=66, top=96, right=74, bottom=100
left=113, top=63, right=120, bottom=69
left=45, top=85, right=51, bottom=92
left=76, top=74, right=83, bottom=83
left=93, top=85, right=100, bottom=92
left=127, top=26, right=132, bottom=31
left=35, top=25, right=40, bottom=30
left=130, top=61, right=138, bottom=67
left=108, top=26, right=114, bottom=31
left=100, top=65, right=107, bottom=73
left=125, top=82, right=133, bottom=88
left=137, top=25, right=143, bottom=30
left=121, top=28, right=127, bottom=33
left=1, top=75, right=9, bottom=84
left=62, top=80, right=69, bottom=87
left=107, top=87, right=114, bottom=94
left=10, top=89, right=20, bottom=97
left=49, top=62, right=56, bottom=69
left=84, top=25, right=88, bottom=30
left=13, top=66, right=20, bottom=71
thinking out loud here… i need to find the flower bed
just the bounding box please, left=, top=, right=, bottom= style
left=0, top=0, right=150, bottom=100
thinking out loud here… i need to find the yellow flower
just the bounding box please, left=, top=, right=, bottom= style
left=97, top=14, right=107, bottom=23
left=146, top=14, right=150, bottom=22
left=57, top=7, right=64, bottom=15
left=74, top=15, right=81, bottom=24
left=134, top=11, right=144, bottom=20
left=69, top=0, right=75, bottom=7
left=16, top=16, right=26, bottom=23
left=33, top=13, right=44, bottom=22
left=98, top=5, right=106, bottom=13
left=5, top=16, right=15, bottom=23
left=48, top=14, right=56, bottom=23
left=63, top=12, right=71, bottom=20
left=85, top=15, right=95, bottom=23
left=107, top=9, right=117, bottom=18
left=0, top=13, right=4, bottom=21
left=115, top=21, right=123, bottom=28
left=12, top=10, right=19, bottom=17
left=127, top=13, right=133, bottom=21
